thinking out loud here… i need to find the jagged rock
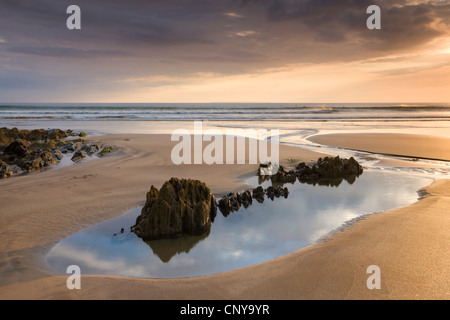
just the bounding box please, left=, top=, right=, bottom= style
left=10, top=150, right=60, bottom=173
left=83, top=144, right=102, bottom=155
left=266, top=186, right=276, bottom=200
left=229, top=193, right=241, bottom=212
left=71, top=150, right=86, bottom=162
left=283, top=187, right=290, bottom=198
left=218, top=193, right=241, bottom=216
left=133, top=178, right=216, bottom=240
left=266, top=186, right=290, bottom=201
left=218, top=197, right=231, bottom=217
left=218, top=188, right=260, bottom=216
left=19, top=157, right=44, bottom=172
left=271, top=165, right=296, bottom=184
left=240, top=190, right=253, bottom=208
left=210, top=194, right=217, bottom=222
left=0, top=133, right=9, bottom=147
left=52, top=149, right=64, bottom=161
left=259, top=156, right=363, bottom=185
left=4, top=140, right=30, bottom=158
left=38, top=151, right=58, bottom=166
left=252, top=186, right=265, bottom=203
left=299, top=156, right=363, bottom=181
left=0, top=127, right=96, bottom=179
left=0, top=161, right=13, bottom=179
left=219, top=190, right=257, bottom=216
left=99, top=146, right=114, bottom=157
left=0, top=127, right=69, bottom=142
left=60, top=142, right=80, bottom=154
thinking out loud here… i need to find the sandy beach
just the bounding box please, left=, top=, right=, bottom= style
left=310, top=133, right=450, bottom=162
left=0, top=132, right=449, bottom=300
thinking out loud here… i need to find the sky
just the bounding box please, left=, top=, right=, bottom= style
left=0, top=0, right=449, bottom=103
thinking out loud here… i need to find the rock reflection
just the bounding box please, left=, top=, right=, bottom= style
left=144, top=230, right=210, bottom=263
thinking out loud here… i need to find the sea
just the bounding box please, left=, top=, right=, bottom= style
left=1, top=103, right=450, bottom=122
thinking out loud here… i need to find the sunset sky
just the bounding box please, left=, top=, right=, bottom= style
left=0, top=0, right=449, bottom=103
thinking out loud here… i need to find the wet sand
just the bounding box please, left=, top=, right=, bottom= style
left=309, top=133, right=450, bottom=162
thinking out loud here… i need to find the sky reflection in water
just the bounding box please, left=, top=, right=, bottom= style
left=46, top=169, right=433, bottom=278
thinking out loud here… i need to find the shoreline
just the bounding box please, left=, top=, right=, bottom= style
left=0, top=133, right=449, bottom=299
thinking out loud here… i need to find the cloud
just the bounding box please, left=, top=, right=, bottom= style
left=7, top=46, right=130, bottom=58
left=224, top=12, right=244, bottom=19
left=0, top=0, right=449, bottom=101
left=234, top=30, right=258, bottom=37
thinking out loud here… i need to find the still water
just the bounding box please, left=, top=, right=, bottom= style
left=46, top=169, right=433, bottom=279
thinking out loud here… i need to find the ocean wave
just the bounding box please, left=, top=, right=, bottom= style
left=0, top=103, right=449, bottom=121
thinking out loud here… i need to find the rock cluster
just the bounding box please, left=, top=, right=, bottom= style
left=259, top=156, right=364, bottom=186
left=297, top=156, right=363, bottom=180
left=0, top=127, right=69, bottom=144
left=0, top=127, right=114, bottom=179
left=266, top=186, right=290, bottom=200
left=218, top=190, right=253, bottom=217
left=217, top=184, right=291, bottom=216
left=2, top=139, right=62, bottom=173
left=132, top=178, right=217, bottom=240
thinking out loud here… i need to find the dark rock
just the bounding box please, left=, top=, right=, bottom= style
left=133, top=178, right=216, bottom=240
left=0, top=161, right=13, bottom=179
left=229, top=193, right=241, bottom=212
left=52, top=149, right=64, bottom=161
left=99, top=146, right=114, bottom=157
left=252, top=186, right=265, bottom=203
left=266, top=186, right=275, bottom=200
left=60, top=142, right=80, bottom=154
left=259, top=156, right=363, bottom=185
left=266, top=186, right=289, bottom=200
left=0, top=133, right=9, bottom=147
left=0, top=127, right=69, bottom=142
left=19, top=157, right=44, bottom=172
left=39, top=151, right=58, bottom=166
left=296, top=162, right=307, bottom=170
left=218, top=190, right=256, bottom=216
left=272, top=167, right=296, bottom=184
left=4, top=140, right=30, bottom=158
left=298, top=156, right=363, bottom=182
left=218, top=192, right=242, bottom=216
left=283, top=187, right=290, bottom=199
left=240, top=190, right=253, bottom=208
left=71, top=150, right=86, bottom=162
left=210, top=194, right=217, bottom=222
left=0, top=128, right=77, bottom=179
left=218, top=197, right=231, bottom=217
left=12, top=150, right=60, bottom=173
left=83, top=144, right=102, bottom=155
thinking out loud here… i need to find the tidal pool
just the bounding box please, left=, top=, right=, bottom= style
left=46, top=169, right=433, bottom=279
